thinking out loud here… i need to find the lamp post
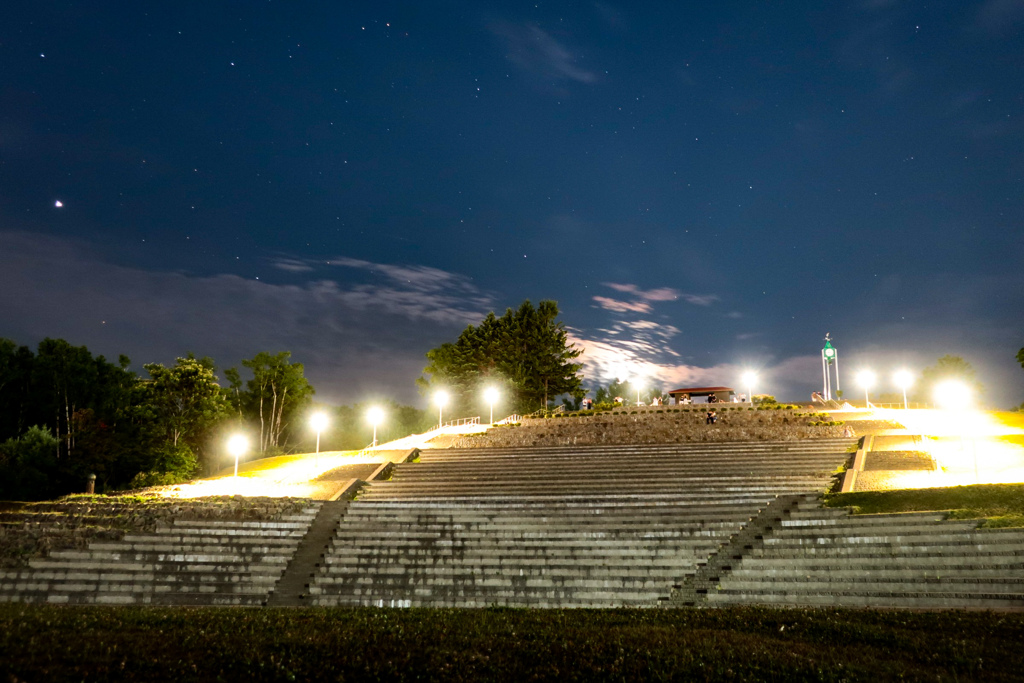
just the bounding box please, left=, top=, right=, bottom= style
left=484, top=387, right=499, bottom=424
left=227, top=434, right=248, bottom=477
left=310, top=412, right=328, bottom=454
left=310, top=412, right=328, bottom=471
left=893, top=370, right=914, bottom=410
left=856, top=370, right=876, bottom=409
left=741, top=371, right=756, bottom=405
left=367, top=407, right=384, bottom=447
left=934, top=380, right=976, bottom=482
left=634, top=380, right=643, bottom=406
left=435, top=390, right=449, bottom=429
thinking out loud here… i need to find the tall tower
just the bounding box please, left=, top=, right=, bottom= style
left=821, top=334, right=840, bottom=401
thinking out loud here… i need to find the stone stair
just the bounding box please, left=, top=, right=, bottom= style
left=0, top=505, right=320, bottom=605
left=308, top=439, right=854, bottom=607
left=705, top=499, right=1024, bottom=609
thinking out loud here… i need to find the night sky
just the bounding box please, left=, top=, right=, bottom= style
left=2, top=1, right=1023, bottom=408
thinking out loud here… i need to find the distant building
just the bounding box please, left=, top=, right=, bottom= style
left=667, top=386, right=736, bottom=404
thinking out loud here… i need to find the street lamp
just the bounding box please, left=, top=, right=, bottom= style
left=484, top=387, right=499, bottom=424
left=367, top=406, right=384, bottom=447
left=934, top=380, right=970, bottom=411
left=893, top=370, right=914, bottom=410
left=856, top=370, right=876, bottom=409
left=741, top=371, right=757, bottom=404
left=227, top=434, right=248, bottom=477
left=435, top=390, right=449, bottom=429
left=310, top=412, right=329, bottom=454
left=634, top=379, right=644, bottom=406
left=934, top=380, right=975, bottom=482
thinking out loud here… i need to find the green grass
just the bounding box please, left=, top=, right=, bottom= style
left=1, top=605, right=1023, bottom=681
left=825, top=483, right=1024, bottom=527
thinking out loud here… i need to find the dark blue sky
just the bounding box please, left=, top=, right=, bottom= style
left=2, top=1, right=1023, bottom=407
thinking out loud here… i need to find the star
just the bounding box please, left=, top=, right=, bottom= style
left=54, top=200, right=63, bottom=208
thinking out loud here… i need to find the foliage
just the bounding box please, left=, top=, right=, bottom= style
left=825, top=483, right=1024, bottom=528
left=0, top=426, right=60, bottom=500
left=752, top=394, right=777, bottom=405
left=418, top=300, right=583, bottom=414
left=226, top=352, right=315, bottom=454
left=915, top=354, right=983, bottom=403
left=325, top=400, right=434, bottom=451
left=0, top=336, right=323, bottom=499
left=142, top=356, right=227, bottom=455
left=593, top=379, right=664, bottom=406
left=1, top=605, right=1022, bottom=681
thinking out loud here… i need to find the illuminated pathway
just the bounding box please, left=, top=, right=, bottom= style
left=846, top=408, right=1024, bottom=490
left=160, top=421, right=492, bottom=500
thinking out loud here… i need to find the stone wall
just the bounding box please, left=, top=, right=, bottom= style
left=452, top=408, right=847, bottom=449
left=0, top=495, right=313, bottom=568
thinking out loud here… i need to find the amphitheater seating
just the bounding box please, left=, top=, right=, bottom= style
left=0, top=504, right=320, bottom=605
left=706, top=499, right=1024, bottom=609
left=308, top=439, right=854, bottom=607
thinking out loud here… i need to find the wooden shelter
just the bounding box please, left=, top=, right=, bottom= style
left=667, top=386, right=736, bottom=404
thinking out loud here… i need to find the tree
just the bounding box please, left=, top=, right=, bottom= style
left=1017, top=346, right=1024, bottom=371
left=142, top=356, right=228, bottom=463
left=915, top=355, right=983, bottom=403
left=232, top=352, right=315, bottom=454
left=418, top=300, right=583, bottom=414
left=0, top=339, right=34, bottom=441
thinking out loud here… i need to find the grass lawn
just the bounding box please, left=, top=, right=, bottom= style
left=825, top=483, right=1024, bottom=527
left=1, top=605, right=1022, bottom=682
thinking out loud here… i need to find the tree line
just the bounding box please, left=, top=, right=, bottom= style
left=0, top=339, right=432, bottom=500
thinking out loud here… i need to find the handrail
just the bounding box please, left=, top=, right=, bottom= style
left=441, top=416, right=480, bottom=428
left=495, top=414, right=522, bottom=425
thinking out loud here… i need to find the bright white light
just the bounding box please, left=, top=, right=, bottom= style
left=741, top=371, right=757, bottom=386
left=484, top=387, right=499, bottom=404
left=934, top=380, right=971, bottom=410
left=435, top=390, right=449, bottom=407
left=893, top=370, right=914, bottom=390
left=367, top=406, right=384, bottom=425
left=227, top=434, right=248, bottom=457
left=856, top=370, right=876, bottom=389
left=310, top=412, right=329, bottom=432
left=54, top=200, right=63, bottom=208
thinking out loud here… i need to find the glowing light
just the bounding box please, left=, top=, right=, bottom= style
left=310, top=412, right=329, bottom=455
left=484, top=387, right=499, bottom=424
left=856, top=370, right=876, bottom=409
left=310, top=412, right=329, bottom=432
left=741, top=371, right=756, bottom=404
left=893, top=369, right=914, bottom=410
left=934, top=380, right=971, bottom=410
left=54, top=200, right=63, bottom=208
left=435, top=390, right=449, bottom=428
left=367, top=407, right=384, bottom=446
left=227, top=434, right=249, bottom=477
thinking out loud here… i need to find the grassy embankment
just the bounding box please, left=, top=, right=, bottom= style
left=2, top=605, right=1022, bottom=681
left=826, top=483, right=1024, bottom=528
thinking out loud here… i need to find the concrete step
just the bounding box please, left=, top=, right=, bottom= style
left=705, top=590, right=1024, bottom=609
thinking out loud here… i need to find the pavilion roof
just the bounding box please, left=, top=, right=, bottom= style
left=667, top=386, right=734, bottom=394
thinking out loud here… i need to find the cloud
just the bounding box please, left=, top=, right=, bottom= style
left=602, top=282, right=717, bottom=306
left=491, top=22, right=598, bottom=84
left=272, top=258, right=315, bottom=273
left=679, top=293, right=719, bottom=306
left=0, top=231, right=492, bottom=404
left=592, top=296, right=651, bottom=313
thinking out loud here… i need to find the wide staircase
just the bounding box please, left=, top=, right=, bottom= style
left=705, top=499, right=1024, bottom=609
left=308, top=439, right=854, bottom=607
left=0, top=502, right=321, bottom=605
